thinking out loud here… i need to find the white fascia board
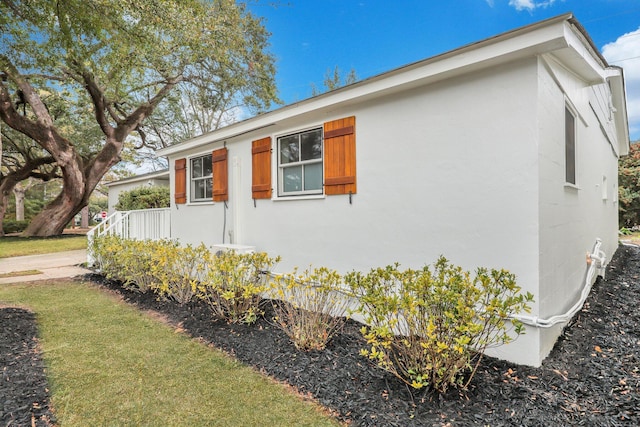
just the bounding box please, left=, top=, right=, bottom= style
left=104, top=169, right=170, bottom=187
left=606, top=68, right=631, bottom=155
left=157, top=15, right=574, bottom=159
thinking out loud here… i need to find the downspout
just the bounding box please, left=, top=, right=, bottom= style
left=510, top=238, right=606, bottom=328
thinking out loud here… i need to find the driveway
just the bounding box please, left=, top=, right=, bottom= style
left=0, top=250, right=91, bottom=284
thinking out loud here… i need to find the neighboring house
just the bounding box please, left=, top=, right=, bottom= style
left=105, top=169, right=170, bottom=214
left=153, top=14, right=629, bottom=367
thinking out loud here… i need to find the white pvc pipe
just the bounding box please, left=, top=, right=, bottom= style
left=510, top=239, right=606, bottom=328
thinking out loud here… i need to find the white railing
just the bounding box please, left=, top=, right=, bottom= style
left=87, top=208, right=171, bottom=264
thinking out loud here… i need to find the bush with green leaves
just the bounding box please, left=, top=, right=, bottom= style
left=271, top=267, right=349, bottom=351
left=90, top=234, right=127, bottom=281
left=197, top=250, right=279, bottom=324
left=2, top=219, right=29, bottom=234
left=115, top=186, right=170, bottom=211
left=152, top=241, right=208, bottom=304
left=345, top=257, right=533, bottom=393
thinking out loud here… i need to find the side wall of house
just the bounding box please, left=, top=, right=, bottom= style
left=536, top=55, right=621, bottom=360
left=168, top=57, right=545, bottom=366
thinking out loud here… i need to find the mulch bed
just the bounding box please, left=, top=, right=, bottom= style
left=2, top=245, right=639, bottom=426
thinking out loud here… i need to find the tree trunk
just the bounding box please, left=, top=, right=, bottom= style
left=0, top=193, right=7, bottom=237
left=81, top=205, right=89, bottom=228
left=13, top=184, right=25, bottom=221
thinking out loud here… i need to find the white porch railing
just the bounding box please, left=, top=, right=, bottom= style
left=87, top=208, right=171, bottom=265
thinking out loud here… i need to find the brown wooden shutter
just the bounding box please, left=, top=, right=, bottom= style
left=324, top=116, right=356, bottom=195
left=174, top=158, right=187, bottom=204
left=252, top=137, right=272, bottom=199
left=212, top=147, right=228, bottom=202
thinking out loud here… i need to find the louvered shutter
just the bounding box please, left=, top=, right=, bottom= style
left=252, top=137, right=272, bottom=199
left=212, top=147, right=228, bottom=202
left=324, top=116, right=356, bottom=195
left=174, top=158, right=187, bottom=204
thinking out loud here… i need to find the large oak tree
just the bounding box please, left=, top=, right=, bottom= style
left=0, top=0, right=277, bottom=236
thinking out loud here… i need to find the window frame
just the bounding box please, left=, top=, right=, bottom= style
left=189, top=152, right=213, bottom=203
left=276, top=127, right=324, bottom=197
left=565, top=105, right=577, bottom=186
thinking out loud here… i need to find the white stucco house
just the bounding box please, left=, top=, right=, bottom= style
left=105, top=169, right=169, bottom=214
left=151, top=14, right=629, bottom=367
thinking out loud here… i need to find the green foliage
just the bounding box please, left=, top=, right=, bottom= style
left=310, top=66, right=358, bottom=96
left=345, top=257, right=534, bottom=393
left=2, top=219, right=29, bottom=234
left=271, top=267, right=349, bottom=351
left=198, top=251, right=280, bottom=324
left=619, top=142, right=640, bottom=227
left=115, top=186, right=170, bottom=211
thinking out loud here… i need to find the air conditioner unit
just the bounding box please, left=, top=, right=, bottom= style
left=212, top=243, right=256, bottom=256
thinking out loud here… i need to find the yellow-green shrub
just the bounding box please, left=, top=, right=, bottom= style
left=271, top=267, right=349, bottom=351
left=345, top=257, right=533, bottom=393
left=90, top=234, right=127, bottom=282
left=152, top=242, right=208, bottom=304
left=197, top=251, right=279, bottom=324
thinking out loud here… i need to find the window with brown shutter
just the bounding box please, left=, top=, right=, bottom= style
left=324, top=116, right=356, bottom=195
left=252, top=137, right=272, bottom=199
left=174, top=158, right=187, bottom=204
left=212, top=147, right=228, bottom=202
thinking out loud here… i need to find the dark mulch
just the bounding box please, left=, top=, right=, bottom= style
left=0, top=308, right=56, bottom=426
left=2, top=245, right=639, bottom=426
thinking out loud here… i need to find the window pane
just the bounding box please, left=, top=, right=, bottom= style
left=203, top=154, right=212, bottom=177
left=283, top=165, right=302, bottom=192
left=204, top=177, right=212, bottom=199
left=191, top=179, right=205, bottom=200
left=191, top=158, right=202, bottom=178
left=280, top=135, right=299, bottom=164
left=301, top=129, right=322, bottom=161
left=304, top=163, right=322, bottom=191
left=565, top=107, right=576, bottom=184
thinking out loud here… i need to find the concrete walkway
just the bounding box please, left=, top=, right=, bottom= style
left=0, top=249, right=91, bottom=284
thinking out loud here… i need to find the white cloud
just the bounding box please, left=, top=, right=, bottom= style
left=603, top=28, right=640, bottom=140
left=508, top=0, right=556, bottom=12
left=485, top=0, right=495, bottom=7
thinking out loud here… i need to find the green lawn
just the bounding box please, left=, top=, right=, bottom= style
left=0, top=235, right=87, bottom=257
left=0, top=280, right=339, bottom=427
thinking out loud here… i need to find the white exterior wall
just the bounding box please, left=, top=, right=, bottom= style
left=169, top=58, right=545, bottom=365
left=536, top=55, right=621, bottom=360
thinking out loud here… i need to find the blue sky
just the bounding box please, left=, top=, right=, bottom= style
left=247, top=0, right=640, bottom=141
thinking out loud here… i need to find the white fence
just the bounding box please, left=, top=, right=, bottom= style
left=87, top=208, right=171, bottom=264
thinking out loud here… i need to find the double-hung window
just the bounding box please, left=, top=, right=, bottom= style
left=190, top=154, right=212, bottom=202
left=278, top=128, right=323, bottom=196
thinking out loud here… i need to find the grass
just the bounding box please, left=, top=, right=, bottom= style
left=0, top=269, right=42, bottom=278
left=0, top=280, right=340, bottom=427
left=0, top=235, right=87, bottom=257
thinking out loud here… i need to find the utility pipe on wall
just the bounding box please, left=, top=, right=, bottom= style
left=509, top=239, right=606, bottom=329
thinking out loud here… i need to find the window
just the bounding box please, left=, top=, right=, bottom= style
left=190, top=154, right=212, bottom=202
left=278, top=128, right=323, bottom=196
left=565, top=106, right=576, bottom=185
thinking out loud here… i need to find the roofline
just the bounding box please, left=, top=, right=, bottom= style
left=104, top=169, right=169, bottom=187
left=157, top=13, right=628, bottom=157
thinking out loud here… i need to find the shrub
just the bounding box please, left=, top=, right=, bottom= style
left=197, top=250, right=279, bottom=324
left=115, top=186, right=170, bottom=211
left=2, top=219, right=29, bottom=234
left=153, top=242, right=208, bottom=304
left=271, top=267, right=349, bottom=351
left=345, top=257, right=533, bottom=393
left=90, top=234, right=127, bottom=281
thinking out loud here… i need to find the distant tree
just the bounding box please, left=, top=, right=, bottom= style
left=116, top=186, right=170, bottom=211
left=619, top=141, right=640, bottom=227
left=0, top=0, right=278, bottom=236
left=311, top=66, right=358, bottom=96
